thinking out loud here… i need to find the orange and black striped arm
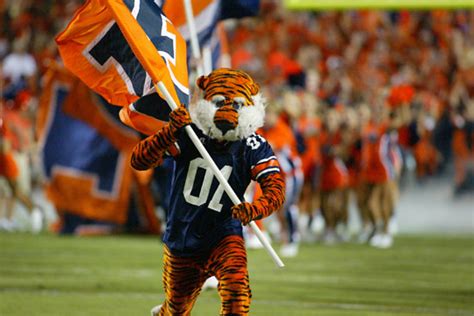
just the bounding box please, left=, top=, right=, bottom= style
left=131, top=106, right=191, bottom=171
left=231, top=172, right=285, bottom=225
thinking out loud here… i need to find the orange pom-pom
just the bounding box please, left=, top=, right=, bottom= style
left=388, top=85, right=415, bottom=108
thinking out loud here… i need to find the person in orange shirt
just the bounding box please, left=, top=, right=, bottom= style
left=351, top=104, right=374, bottom=243
left=385, top=106, right=407, bottom=238
left=319, top=108, right=349, bottom=244
left=259, top=101, right=303, bottom=257
left=359, top=108, right=396, bottom=248
left=0, top=118, right=42, bottom=232
left=296, top=94, right=322, bottom=242
left=339, top=107, right=365, bottom=242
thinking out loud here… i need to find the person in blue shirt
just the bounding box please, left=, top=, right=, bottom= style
left=131, top=69, right=285, bottom=316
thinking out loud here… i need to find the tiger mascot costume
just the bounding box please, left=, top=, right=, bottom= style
left=131, top=68, right=285, bottom=316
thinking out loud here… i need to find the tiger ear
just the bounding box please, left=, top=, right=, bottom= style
left=250, top=81, right=260, bottom=95
left=196, top=75, right=210, bottom=91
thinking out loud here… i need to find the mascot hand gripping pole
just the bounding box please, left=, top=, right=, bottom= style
left=131, top=68, right=285, bottom=316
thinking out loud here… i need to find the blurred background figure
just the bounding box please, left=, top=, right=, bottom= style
left=319, top=107, right=349, bottom=244
left=0, top=116, right=42, bottom=232
left=259, top=94, right=303, bottom=257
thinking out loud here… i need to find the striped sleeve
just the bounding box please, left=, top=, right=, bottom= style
left=251, top=156, right=280, bottom=180
left=246, top=134, right=281, bottom=181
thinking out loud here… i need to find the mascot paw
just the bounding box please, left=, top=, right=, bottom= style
left=169, top=105, right=192, bottom=132
left=232, top=202, right=261, bottom=226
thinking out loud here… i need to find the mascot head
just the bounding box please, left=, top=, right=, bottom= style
left=189, top=68, right=265, bottom=142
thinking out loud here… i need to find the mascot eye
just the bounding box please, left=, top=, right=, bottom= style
left=211, top=100, right=225, bottom=108
left=233, top=98, right=245, bottom=110
left=211, top=95, right=226, bottom=108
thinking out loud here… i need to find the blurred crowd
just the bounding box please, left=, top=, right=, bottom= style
left=0, top=1, right=473, bottom=249
left=226, top=8, right=474, bottom=251
left=229, top=8, right=474, bottom=188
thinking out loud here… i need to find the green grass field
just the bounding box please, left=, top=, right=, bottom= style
left=0, top=233, right=473, bottom=316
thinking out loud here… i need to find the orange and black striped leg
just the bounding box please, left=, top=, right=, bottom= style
left=159, top=246, right=207, bottom=316
left=207, top=235, right=251, bottom=316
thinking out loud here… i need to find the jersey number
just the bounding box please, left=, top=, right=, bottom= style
left=246, top=134, right=266, bottom=150
left=183, top=158, right=232, bottom=212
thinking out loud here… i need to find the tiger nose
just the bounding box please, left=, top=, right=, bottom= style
left=214, top=106, right=238, bottom=135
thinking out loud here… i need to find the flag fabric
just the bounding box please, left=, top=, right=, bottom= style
left=55, top=0, right=189, bottom=135
left=163, top=0, right=220, bottom=57
left=163, top=0, right=260, bottom=46
left=219, top=0, right=260, bottom=19
left=37, top=62, right=140, bottom=224
left=162, top=0, right=260, bottom=71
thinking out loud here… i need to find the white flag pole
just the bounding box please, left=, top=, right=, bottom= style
left=183, top=0, right=204, bottom=76
left=156, top=81, right=285, bottom=268
left=202, top=45, right=213, bottom=75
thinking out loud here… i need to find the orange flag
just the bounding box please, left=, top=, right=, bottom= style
left=56, top=0, right=189, bottom=135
